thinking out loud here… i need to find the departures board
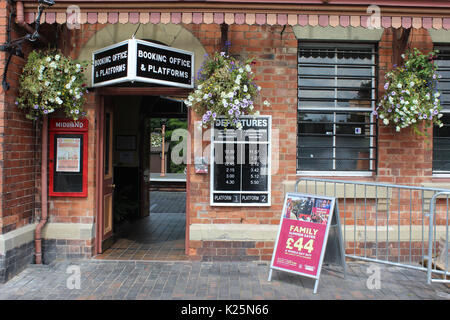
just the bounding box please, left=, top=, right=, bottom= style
left=210, top=116, right=271, bottom=206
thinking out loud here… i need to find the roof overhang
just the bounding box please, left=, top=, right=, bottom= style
left=19, top=0, right=450, bottom=29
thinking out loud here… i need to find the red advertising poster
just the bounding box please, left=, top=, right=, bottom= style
left=270, top=193, right=335, bottom=279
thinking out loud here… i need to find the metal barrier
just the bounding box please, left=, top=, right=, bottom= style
left=295, top=178, right=449, bottom=283
left=428, top=192, right=450, bottom=284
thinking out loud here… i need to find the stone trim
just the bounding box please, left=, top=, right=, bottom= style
left=189, top=223, right=448, bottom=242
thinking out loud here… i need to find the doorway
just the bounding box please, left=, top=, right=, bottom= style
left=95, top=90, right=189, bottom=261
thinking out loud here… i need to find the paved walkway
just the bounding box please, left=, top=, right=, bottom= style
left=0, top=259, right=448, bottom=300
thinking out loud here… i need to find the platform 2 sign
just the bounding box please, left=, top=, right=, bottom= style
left=268, top=193, right=340, bottom=293
left=92, top=38, right=194, bottom=88
left=210, top=116, right=271, bottom=206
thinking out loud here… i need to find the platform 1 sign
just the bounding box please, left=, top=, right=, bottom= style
left=268, top=192, right=346, bottom=293
left=92, top=38, right=194, bottom=88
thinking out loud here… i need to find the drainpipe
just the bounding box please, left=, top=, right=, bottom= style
left=15, top=1, right=36, bottom=36
left=35, top=116, right=48, bottom=264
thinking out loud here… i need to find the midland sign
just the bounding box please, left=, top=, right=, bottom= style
left=92, top=39, right=194, bottom=88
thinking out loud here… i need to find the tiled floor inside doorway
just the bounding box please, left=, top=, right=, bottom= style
left=96, top=191, right=188, bottom=261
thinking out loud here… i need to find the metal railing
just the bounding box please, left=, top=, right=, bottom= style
left=295, top=178, right=449, bottom=283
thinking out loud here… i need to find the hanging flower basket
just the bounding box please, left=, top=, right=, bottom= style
left=184, top=51, right=270, bottom=129
left=15, top=50, right=89, bottom=120
left=375, top=48, right=443, bottom=135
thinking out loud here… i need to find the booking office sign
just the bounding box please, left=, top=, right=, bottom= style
left=92, top=38, right=194, bottom=88
left=269, top=193, right=342, bottom=294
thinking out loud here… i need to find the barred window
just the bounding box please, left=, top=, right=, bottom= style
left=297, top=43, right=378, bottom=173
left=433, top=46, right=450, bottom=173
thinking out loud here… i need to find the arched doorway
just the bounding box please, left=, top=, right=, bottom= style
left=77, top=24, right=207, bottom=259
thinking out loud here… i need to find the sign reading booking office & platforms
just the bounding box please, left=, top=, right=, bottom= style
left=92, top=39, right=194, bottom=88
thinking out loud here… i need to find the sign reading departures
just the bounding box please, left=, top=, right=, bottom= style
left=210, top=115, right=271, bottom=206
left=92, top=39, right=194, bottom=88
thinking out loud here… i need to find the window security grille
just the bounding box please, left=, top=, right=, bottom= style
left=433, top=46, right=450, bottom=173
left=297, top=43, right=378, bottom=173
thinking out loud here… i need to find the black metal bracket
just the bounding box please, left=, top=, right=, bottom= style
left=0, top=1, right=53, bottom=91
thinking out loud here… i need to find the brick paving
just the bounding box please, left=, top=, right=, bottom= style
left=96, top=191, right=188, bottom=261
left=1, top=191, right=448, bottom=300
left=0, top=259, right=448, bottom=300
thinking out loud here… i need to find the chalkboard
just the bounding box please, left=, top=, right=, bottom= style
left=210, top=116, right=271, bottom=206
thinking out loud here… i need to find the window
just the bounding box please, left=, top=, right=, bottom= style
left=433, top=46, right=450, bottom=173
left=297, top=43, right=377, bottom=173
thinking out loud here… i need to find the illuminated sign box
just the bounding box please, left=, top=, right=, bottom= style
left=92, top=38, right=194, bottom=88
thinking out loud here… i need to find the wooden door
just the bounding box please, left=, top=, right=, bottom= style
left=101, top=103, right=115, bottom=250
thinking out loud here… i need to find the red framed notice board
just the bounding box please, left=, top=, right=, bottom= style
left=49, top=119, right=89, bottom=197
left=268, top=192, right=338, bottom=293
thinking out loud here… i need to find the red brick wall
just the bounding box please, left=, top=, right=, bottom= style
left=1, top=16, right=446, bottom=263
left=0, top=1, right=37, bottom=234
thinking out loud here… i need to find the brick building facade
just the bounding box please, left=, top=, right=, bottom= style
left=1, top=0, right=450, bottom=282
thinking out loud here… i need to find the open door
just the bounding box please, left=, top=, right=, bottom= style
left=139, top=111, right=150, bottom=218
left=100, top=102, right=115, bottom=251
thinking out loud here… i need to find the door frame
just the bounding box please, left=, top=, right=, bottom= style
left=95, top=87, right=191, bottom=255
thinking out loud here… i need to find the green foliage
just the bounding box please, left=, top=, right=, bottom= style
left=184, top=51, right=269, bottom=129
left=15, top=50, right=89, bottom=120
left=375, top=48, right=443, bottom=135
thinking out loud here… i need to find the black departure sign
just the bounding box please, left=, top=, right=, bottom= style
left=92, top=39, right=194, bottom=88
left=210, top=116, right=271, bottom=206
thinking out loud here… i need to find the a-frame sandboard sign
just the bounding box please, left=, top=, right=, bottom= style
left=268, top=192, right=346, bottom=294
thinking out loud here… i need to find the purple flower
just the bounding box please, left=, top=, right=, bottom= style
left=372, top=110, right=378, bottom=116
left=384, top=82, right=389, bottom=90
left=434, top=109, right=439, bottom=115
left=34, top=105, right=39, bottom=109
left=423, top=114, right=428, bottom=119
left=43, top=110, right=48, bottom=114
left=15, top=101, right=19, bottom=106
left=228, top=109, right=234, bottom=115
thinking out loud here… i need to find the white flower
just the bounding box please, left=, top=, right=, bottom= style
left=263, top=100, right=270, bottom=106
left=65, top=83, right=71, bottom=89
left=383, top=119, right=389, bottom=125
left=238, top=68, right=243, bottom=73
left=243, top=85, right=248, bottom=92
left=254, top=111, right=260, bottom=116
left=245, top=64, right=252, bottom=72
left=235, top=79, right=241, bottom=85
left=439, top=123, right=444, bottom=128
left=257, top=86, right=261, bottom=91
left=396, top=126, right=401, bottom=132
left=236, top=122, right=243, bottom=129
left=55, top=55, right=60, bottom=60
left=46, top=57, right=51, bottom=62
left=76, top=64, right=81, bottom=69
left=246, top=94, right=251, bottom=99
left=397, top=83, right=402, bottom=89
left=410, top=81, right=415, bottom=87
left=49, top=62, right=57, bottom=68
